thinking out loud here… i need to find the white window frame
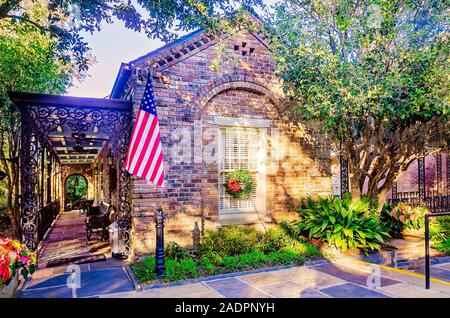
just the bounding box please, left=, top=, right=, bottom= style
left=215, top=117, right=267, bottom=222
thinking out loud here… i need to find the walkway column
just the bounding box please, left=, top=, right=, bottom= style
left=436, top=153, right=442, bottom=194
left=20, top=113, right=39, bottom=250
left=115, top=111, right=132, bottom=257
left=391, top=182, right=398, bottom=199
left=46, top=153, right=52, bottom=204
left=418, top=156, right=426, bottom=202
left=340, top=155, right=349, bottom=198
left=447, top=151, right=450, bottom=195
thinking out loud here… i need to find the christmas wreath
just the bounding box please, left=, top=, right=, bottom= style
left=223, top=169, right=254, bottom=200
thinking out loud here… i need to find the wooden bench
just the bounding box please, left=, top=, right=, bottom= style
left=85, top=201, right=114, bottom=241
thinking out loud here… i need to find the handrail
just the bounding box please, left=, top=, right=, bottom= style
left=424, top=211, right=450, bottom=289
left=38, top=200, right=60, bottom=240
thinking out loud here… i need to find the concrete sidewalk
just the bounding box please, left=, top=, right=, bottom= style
left=103, top=260, right=450, bottom=298
left=18, top=257, right=450, bottom=298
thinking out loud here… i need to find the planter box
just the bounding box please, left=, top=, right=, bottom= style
left=0, top=273, right=19, bottom=298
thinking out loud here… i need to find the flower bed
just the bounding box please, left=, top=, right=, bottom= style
left=131, top=224, right=321, bottom=284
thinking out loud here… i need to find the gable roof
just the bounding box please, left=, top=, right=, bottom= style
left=110, top=28, right=208, bottom=99
left=110, top=10, right=268, bottom=99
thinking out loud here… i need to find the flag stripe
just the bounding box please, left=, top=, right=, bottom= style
left=144, top=143, right=162, bottom=180
left=128, top=112, right=154, bottom=174
left=124, top=110, right=143, bottom=169
left=125, top=111, right=149, bottom=170
left=149, top=152, right=163, bottom=181
left=140, top=126, right=161, bottom=178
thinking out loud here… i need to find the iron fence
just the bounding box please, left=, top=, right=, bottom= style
left=38, top=200, right=60, bottom=240
left=387, top=193, right=450, bottom=212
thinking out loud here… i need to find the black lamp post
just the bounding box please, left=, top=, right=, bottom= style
left=154, top=207, right=165, bottom=279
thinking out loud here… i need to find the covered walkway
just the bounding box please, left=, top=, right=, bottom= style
left=8, top=91, right=134, bottom=260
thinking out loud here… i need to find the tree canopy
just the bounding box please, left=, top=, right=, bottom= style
left=0, top=0, right=263, bottom=70
left=267, top=0, right=449, bottom=206
left=0, top=0, right=77, bottom=236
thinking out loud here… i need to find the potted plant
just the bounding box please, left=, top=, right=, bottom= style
left=0, top=238, right=36, bottom=298
left=391, top=203, right=427, bottom=241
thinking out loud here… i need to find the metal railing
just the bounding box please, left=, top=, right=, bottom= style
left=424, top=211, right=450, bottom=289
left=38, top=200, right=60, bottom=240
left=387, top=194, right=450, bottom=212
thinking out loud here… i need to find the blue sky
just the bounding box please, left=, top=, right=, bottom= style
left=67, top=1, right=277, bottom=98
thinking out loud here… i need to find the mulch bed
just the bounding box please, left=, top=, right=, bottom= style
left=0, top=223, right=19, bottom=240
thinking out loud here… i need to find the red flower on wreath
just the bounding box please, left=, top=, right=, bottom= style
left=227, top=178, right=241, bottom=192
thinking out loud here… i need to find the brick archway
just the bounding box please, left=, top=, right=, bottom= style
left=190, top=76, right=287, bottom=120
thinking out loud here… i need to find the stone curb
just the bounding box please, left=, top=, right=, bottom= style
left=124, top=265, right=142, bottom=292
left=133, top=258, right=329, bottom=292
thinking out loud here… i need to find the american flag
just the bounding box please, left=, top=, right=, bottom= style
left=124, top=75, right=164, bottom=187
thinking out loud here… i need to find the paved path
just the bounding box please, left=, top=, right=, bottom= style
left=37, top=211, right=111, bottom=268
left=106, top=260, right=450, bottom=298
left=18, top=258, right=450, bottom=298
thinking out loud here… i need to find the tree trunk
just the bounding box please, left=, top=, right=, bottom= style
left=376, top=187, right=389, bottom=214
left=349, top=173, right=361, bottom=200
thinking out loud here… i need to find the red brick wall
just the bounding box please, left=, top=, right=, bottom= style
left=126, top=29, right=332, bottom=255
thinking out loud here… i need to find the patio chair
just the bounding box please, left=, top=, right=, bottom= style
left=85, top=201, right=113, bottom=241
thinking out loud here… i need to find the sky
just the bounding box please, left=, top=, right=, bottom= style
left=67, top=1, right=278, bottom=98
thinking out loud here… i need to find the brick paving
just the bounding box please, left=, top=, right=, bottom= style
left=37, top=211, right=111, bottom=269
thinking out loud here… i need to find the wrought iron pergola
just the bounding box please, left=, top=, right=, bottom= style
left=8, top=92, right=133, bottom=255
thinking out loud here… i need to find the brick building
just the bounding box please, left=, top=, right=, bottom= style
left=110, top=20, right=333, bottom=254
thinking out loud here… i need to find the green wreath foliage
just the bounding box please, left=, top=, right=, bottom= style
left=223, top=169, right=254, bottom=200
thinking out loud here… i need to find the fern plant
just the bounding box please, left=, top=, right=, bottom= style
left=295, top=194, right=389, bottom=254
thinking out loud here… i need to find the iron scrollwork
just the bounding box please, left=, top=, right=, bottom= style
left=340, top=155, right=349, bottom=198
left=20, top=112, right=39, bottom=250
left=418, top=157, right=426, bottom=202
left=436, top=153, right=442, bottom=194
left=20, top=104, right=133, bottom=254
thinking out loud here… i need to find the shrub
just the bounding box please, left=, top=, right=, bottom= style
left=380, top=202, right=403, bottom=239
left=258, top=227, right=289, bottom=253
left=279, top=220, right=305, bottom=241
left=130, top=256, right=157, bottom=283
left=201, top=251, right=223, bottom=265
left=238, top=251, right=267, bottom=270
left=430, top=216, right=450, bottom=255
left=285, top=241, right=321, bottom=257
left=295, top=195, right=389, bottom=254
left=197, top=225, right=260, bottom=257
left=165, top=241, right=189, bottom=261
left=164, top=258, right=199, bottom=282
left=220, top=255, right=240, bottom=271
left=390, top=203, right=427, bottom=230
left=267, top=249, right=305, bottom=266
left=197, top=257, right=217, bottom=274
